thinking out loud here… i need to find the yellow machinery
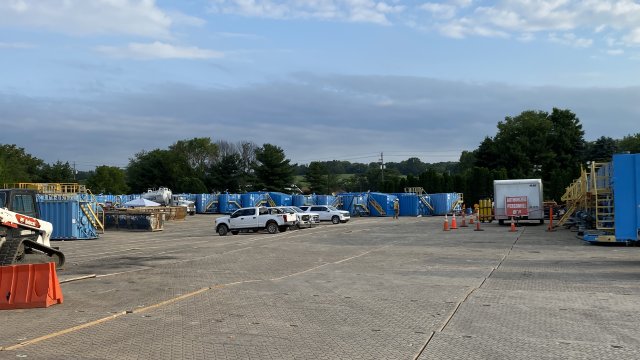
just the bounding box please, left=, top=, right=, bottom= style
left=477, top=198, right=493, bottom=222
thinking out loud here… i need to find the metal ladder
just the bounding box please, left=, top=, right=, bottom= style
left=591, top=162, right=615, bottom=232
left=557, top=167, right=588, bottom=227
left=367, top=196, right=386, bottom=216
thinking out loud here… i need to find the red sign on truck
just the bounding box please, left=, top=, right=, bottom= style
left=505, top=196, right=528, bottom=217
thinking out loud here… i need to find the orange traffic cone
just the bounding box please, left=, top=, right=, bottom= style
left=451, top=214, right=458, bottom=229
left=509, top=217, right=517, bottom=232
left=443, top=215, right=450, bottom=231
left=469, top=213, right=474, bottom=224
left=460, top=212, right=468, bottom=227
left=474, top=212, right=484, bottom=231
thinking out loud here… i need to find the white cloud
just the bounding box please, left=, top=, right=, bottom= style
left=549, top=32, right=593, bottom=48
left=95, top=42, right=224, bottom=60
left=623, top=28, right=640, bottom=44
left=420, top=3, right=457, bottom=19
left=414, top=0, right=640, bottom=49
left=209, top=0, right=403, bottom=25
left=606, top=49, right=624, bottom=56
left=0, top=0, right=198, bottom=38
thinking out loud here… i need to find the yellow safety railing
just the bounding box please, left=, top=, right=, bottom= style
left=4, top=183, right=88, bottom=194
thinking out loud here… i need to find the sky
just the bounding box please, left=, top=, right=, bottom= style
left=1, top=0, right=639, bottom=171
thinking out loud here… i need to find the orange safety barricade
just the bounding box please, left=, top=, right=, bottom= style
left=0, top=263, right=63, bottom=310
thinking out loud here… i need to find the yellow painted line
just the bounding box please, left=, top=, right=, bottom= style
left=3, top=312, right=127, bottom=351
left=59, top=274, right=97, bottom=283
left=272, top=244, right=393, bottom=280
left=271, top=263, right=331, bottom=281
left=1, top=287, right=211, bottom=351
left=131, top=287, right=210, bottom=314
left=96, top=268, right=151, bottom=278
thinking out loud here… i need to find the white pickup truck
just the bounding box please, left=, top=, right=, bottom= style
left=299, top=205, right=350, bottom=224
left=214, top=207, right=297, bottom=236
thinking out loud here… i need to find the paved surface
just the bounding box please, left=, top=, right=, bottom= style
left=1, top=215, right=639, bottom=359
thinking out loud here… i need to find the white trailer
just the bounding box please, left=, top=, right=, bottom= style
left=494, top=179, right=544, bottom=225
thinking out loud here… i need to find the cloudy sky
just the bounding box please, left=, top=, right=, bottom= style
left=1, top=0, right=639, bottom=170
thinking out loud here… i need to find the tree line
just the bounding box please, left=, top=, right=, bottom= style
left=1, top=108, right=638, bottom=206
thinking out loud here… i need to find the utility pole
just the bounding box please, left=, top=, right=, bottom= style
left=73, top=161, right=76, bottom=181
left=379, top=152, right=385, bottom=186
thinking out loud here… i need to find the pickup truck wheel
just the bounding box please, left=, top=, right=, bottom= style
left=331, top=215, right=340, bottom=224
left=266, top=222, right=278, bottom=234
left=231, top=230, right=239, bottom=235
left=217, top=224, right=229, bottom=236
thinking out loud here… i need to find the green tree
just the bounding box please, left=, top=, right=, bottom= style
left=209, top=154, right=243, bottom=193
left=236, top=141, right=258, bottom=191
left=252, top=144, right=294, bottom=192
left=305, top=161, right=327, bottom=193
left=584, top=136, right=618, bottom=162
left=86, top=166, right=129, bottom=194
left=474, top=108, right=585, bottom=201
left=0, top=144, right=44, bottom=184
left=169, top=138, right=218, bottom=179
left=176, top=177, right=208, bottom=193
left=126, top=149, right=191, bottom=193
left=618, top=133, right=640, bottom=154
left=40, top=161, right=75, bottom=183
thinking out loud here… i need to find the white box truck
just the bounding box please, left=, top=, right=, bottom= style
left=494, top=179, right=544, bottom=225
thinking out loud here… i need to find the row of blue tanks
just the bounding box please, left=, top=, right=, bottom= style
left=36, top=191, right=462, bottom=240
left=93, top=191, right=462, bottom=217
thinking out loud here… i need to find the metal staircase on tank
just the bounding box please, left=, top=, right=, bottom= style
left=419, top=195, right=434, bottom=213
left=557, top=167, right=588, bottom=227
left=205, top=198, right=218, bottom=212
left=79, top=197, right=104, bottom=235
left=591, top=162, right=615, bottom=233
left=404, top=187, right=435, bottom=213
left=450, top=193, right=464, bottom=214
left=255, top=193, right=276, bottom=207
left=367, top=196, right=386, bottom=216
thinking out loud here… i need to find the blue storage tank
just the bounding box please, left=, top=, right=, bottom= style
left=195, top=194, right=219, bottom=213
left=293, top=195, right=314, bottom=207
left=335, top=193, right=366, bottom=215
left=420, top=194, right=434, bottom=216
left=315, top=195, right=338, bottom=206
left=613, top=154, right=640, bottom=242
left=94, top=194, right=114, bottom=204
left=391, top=193, right=421, bottom=217
left=241, top=192, right=268, bottom=207
left=219, top=193, right=242, bottom=214
left=37, top=198, right=99, bottom=240
left=269, top=192, right=292, bottom=206
left=367, top=192, right=396, bottom=217
left=430, top=193, right=461, bottom=215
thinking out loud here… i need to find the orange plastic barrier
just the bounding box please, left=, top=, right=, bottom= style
left=0, top=263, right=63, bottom=310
